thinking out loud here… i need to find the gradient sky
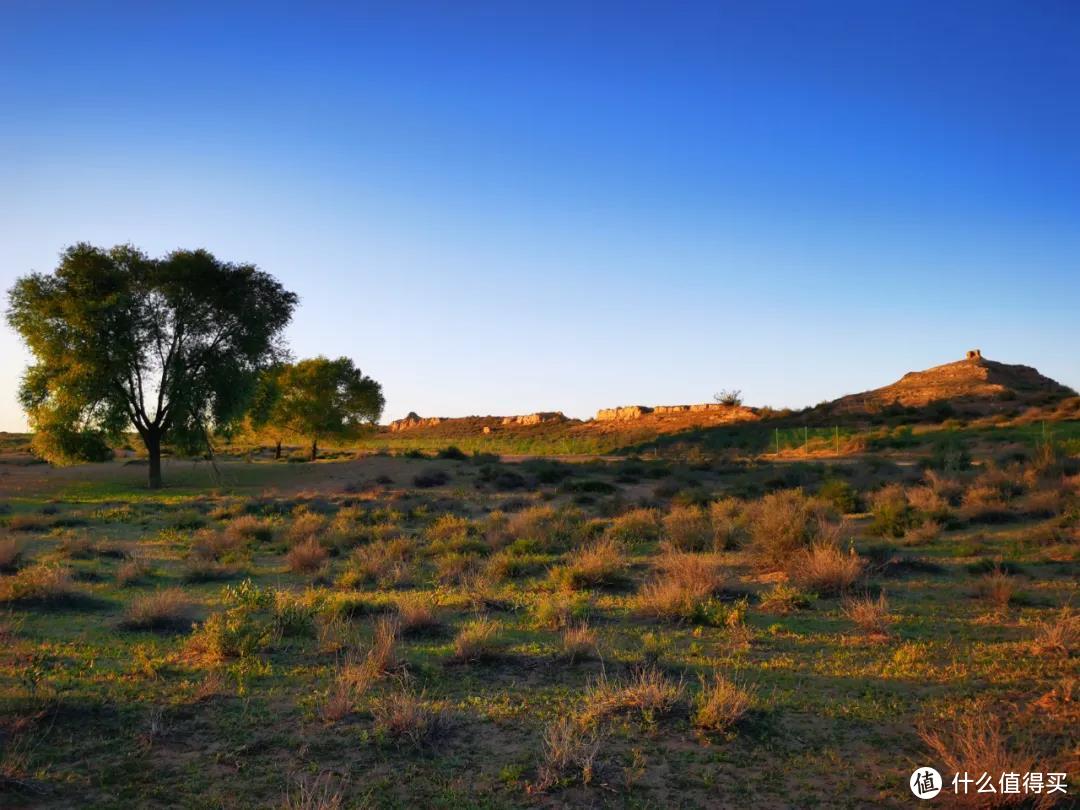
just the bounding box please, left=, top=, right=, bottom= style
left=2, top=1, right=1078, bottom=430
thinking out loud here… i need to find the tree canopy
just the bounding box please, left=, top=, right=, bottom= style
left=6, top=243, right=298, bottom=487
left=253, top=356, right=384, bottom=460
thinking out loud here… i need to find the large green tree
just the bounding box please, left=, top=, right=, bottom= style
left=6, top=243, right=298, bottom=488
left=253, top=356, right=384, bottom=460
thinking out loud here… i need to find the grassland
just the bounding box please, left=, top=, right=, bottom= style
left=0, top=433, right=1077, bottom=808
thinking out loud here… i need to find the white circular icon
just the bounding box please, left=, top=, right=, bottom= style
left=910, top=767, right=943, bottom=799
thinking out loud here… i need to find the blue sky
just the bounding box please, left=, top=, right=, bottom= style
left=2, top=1, right=1078, bottom=430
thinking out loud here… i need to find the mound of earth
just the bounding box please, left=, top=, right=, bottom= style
left=827, top=350, right=1074, bottom=414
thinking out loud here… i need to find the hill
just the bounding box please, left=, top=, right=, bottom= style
left=824, top=350, right=1075, bottom=415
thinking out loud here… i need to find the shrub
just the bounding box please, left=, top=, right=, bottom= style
left=661, top=505, right=712, bottom=552
left=605, top=508, right=660, bottom=548
left=745, top=489, right=824, bottom=567
left=818, top=479, right=859, bottom=514
left=56, top=535, right=94, bottom=559
left=395, top=592, right=441, bottom=636
left=0, top=565, right=80, bottom=605
left=338, top=538, right=413, bottom=588
left=636, top=552, right=727, bottom=624
left=452, top=617, right=503, bottom=662
left=436, top=445, right=467, bottom=460
left=120, top=588, right=196, bottom=632
left=1029, top=607, right=1078, bottom=657
left=181, top=559, right=241, bottom=583
left=116, top=556, right=151, bottom=586
left=506, top=506, right=580, bottom=552
left=371, top=686, right=447, bottom=748
left=758, top=582, right=813, bottom=614
left=920, top=715, right=1036, bottom=808
left=869, top=484, right=914, bottom=537
left=960, top=485, right=1012, bottom=524
left=426, top=514, right=485, bottom=555
left=6, top=513, right=52, bottom=532
left=190, top=529, right=246, bottom=562
left=788, top=542, right=865, bottom=595
left=286, top=537, right=329, bottom=574
left=483, top=549, right=546, bottom=582
left=709, top=498, right=746, bottom=550
left=580, top=668, right=684, bottom=725
left=561, top=623, right=598, bottom=662
left=225, top=515, right=275, bottom=544
left=693, top=673, right=754, bottom=732
left=976, top=570, right=1015, bottom=610
left=533, top=591, right=590, bottom=630
left=842, top=592, right=891, bottom=638
left=413, top=470, right=449, bottom=488
left=552, top=537, right=628, bottom=590
left=535, top=717, right=602, bottom=791
left=903, top=519, right=942, bottom=545
left=0, top=537, right=24, bottom=573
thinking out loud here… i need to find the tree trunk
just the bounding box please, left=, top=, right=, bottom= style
left=274, top=440, right=282, bottom=460
left=145, top=431, right=163, bottom=489
left=310, top=438, right=318, bottom=461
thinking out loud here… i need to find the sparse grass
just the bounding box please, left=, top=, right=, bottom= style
left=535, top=716, right=602, bottom=791
left=976, top=569, right=1016, bottom=610
left=1029, top=607, right=1078, bottom=657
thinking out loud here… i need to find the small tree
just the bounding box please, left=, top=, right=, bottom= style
left=257, top=357, right=384, bottom=460
left=6, top=243, right=297, bottom=487
left=714, top=389, right=743, bottom=407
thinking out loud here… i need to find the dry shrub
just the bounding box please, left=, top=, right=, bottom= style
left=371, top=685, right=447, bottom=748
left=906, top=485, right=951, bottom=518
left=395, top=592, right=441, bottom=636
left=661, top=505, right=712, bottom=552
left=116, top=556, right=151, bottom=586
left=483, top=549, right=545, bottom=582
left=506, top=505, right=580, bottom=552
left=869, top=484, right=914, bottom=538
left=57, top=535, right=94, bottom=559
left=339, top=538, right=412, bottom=588
left=924, top=470, right=964, bottom=503
left=434, top=552, right=480, bottom=585
left=961, top=485, right=1012, bottom=523
left=0, top=565, right=80, bottom=605
left=121, top=588, right=196, bottom=632
left=636, top=552, right=726, bottom=624
left=580, top=667, right=684, bottom=725
left=709, top=497, right=746, bottom=550
left=758, top=583, right=813, bottom=614
left=1029, top=607, right=1078, bottom=657
left=181, top=558, right=240, bottom=583
left=281, top=772, right=344, bottom=810
left=535, top=716, right=602, bottom=791
left=286, top=537, right=329, bottom=574
left=605, top=508, right=660, bottom=547
left=6, top=513, right=51, bottom=532
left=788, top=541, right=865, bottom=595
left=693, top=673, right=754, bottom=732
left=920, top=714, right=1037, bottom=808
left=903, top=519, right=943, bottom=546
left=533, top=591, right=590, bottom=630
left=287, top=512, right=326, bottom=544
left=225, top=515, right=275, bottom=544
left=0, top=536, right=24, bottom=573
left=553, top=537, right=627, bottom=590
left=561, top=623, right=598, bottom=662
left=190, top=529, right=246, bottom=562
left=365, top=616, right=401, bottom=676
left=977, top=570, right=1016, bottom=610
left=1018, top=488, right=1064, bottom=518
left=842, top=591, right=892, bottom=638
left=320, top=656, right=374, bottom=724
left=745, top=489, right=824, bottom=567
left=452, top=616, right=503, bottom=662
left=426, top=514, right=481, bottom=555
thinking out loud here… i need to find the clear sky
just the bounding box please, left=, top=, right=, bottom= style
left=2, top=1, right=1078, bottom=430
